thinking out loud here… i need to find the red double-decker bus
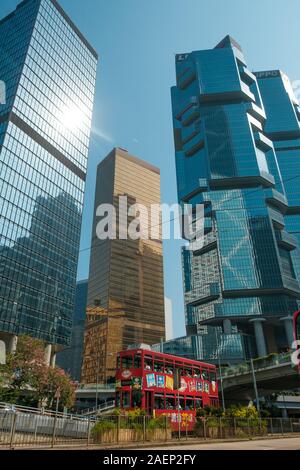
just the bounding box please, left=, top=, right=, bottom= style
left=294, top=310, right=300, bottom=342
left=294, top=310, right=300, bottom=372
left=115, top=346, right=219, bottom=430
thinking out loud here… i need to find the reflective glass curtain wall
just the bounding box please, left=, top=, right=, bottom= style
left=81, top=148, right=165, bottom=384
left=256, top=71, right=300, bottom=288
left=169, top=36, right=300, bottom=363
left=0, top=0, right=97, bottom=349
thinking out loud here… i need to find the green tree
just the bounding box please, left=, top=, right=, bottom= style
left=0, top=335, right=75, bottom=409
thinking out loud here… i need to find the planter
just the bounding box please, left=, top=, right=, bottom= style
left=146, top=429, right=172, bottom=441
left=93, top=428, right=171, bottom=443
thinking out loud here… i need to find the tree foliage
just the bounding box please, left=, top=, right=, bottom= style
left=0, top=335, right=75, bottom=409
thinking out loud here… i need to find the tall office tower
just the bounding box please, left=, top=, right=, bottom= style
left=81, top=148, right=165, bottom=384
left=256, top=71, right=300, bottom=289
left=56, top=280, right=88, bottom=381
left=167, top=36, right=300, bottom=364
left=0, top=0, right=97, bottom=362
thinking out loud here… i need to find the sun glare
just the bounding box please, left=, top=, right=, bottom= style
left=59, top=104, right=85, bottom=131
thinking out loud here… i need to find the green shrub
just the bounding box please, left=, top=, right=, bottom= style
left=147, top=416, right=169, bottom=430
left=91, top=420, right=116, bottom=438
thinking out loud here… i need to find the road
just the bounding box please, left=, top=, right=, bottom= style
left=147, top=437, right=300, bottom=450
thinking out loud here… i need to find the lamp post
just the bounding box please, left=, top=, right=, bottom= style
left=95, top=351, right=113, bottom=411
left=250, top=358, right=261, bottom=418
left=95, top=353, right=101, bottom=411
left=214, top=329, right=226, bottom=412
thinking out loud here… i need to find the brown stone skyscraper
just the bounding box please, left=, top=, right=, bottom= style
left=81, top=148, right=165, bottom=383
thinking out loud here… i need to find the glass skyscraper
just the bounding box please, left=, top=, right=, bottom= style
left=56, top=279, right=88, bottom=381
left=256, top=71, right=300, bottom=288
left=0, top=0, right=97, bottom=361
left=161, top=36, right=300, bottom=364
left=81, top=148, right=165, bottom=384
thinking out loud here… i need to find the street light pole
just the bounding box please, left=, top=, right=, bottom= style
left=95, top=353, right=101, bottom=411
left=215, top=329, right=226, bottom=412
left=250, top=358, right=261, bottom=418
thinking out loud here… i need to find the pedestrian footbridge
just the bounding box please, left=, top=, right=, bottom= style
left=221, top=353, right=300, bottom=403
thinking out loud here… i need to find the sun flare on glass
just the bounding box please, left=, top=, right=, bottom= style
left=59, top=104, right=85, bottom=131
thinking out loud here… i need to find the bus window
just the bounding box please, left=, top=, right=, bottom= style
left=185, top=397, right=194, bottom=410
left=154, top=360, right=164, bottom=373
left=178, top=397, right=184, bottom=410
left=122, top=391, right=131, bottom=408
left=154, top=394, right=165, bottom=410
left=165, top=361, right=174, bottom=375
left=185, top=368, right=192, bottom=377
left=201, top=369, right=208, bottom=380
left=209, top=370, right=216, bottom=382
left=193, top=368, right=200, bottom=378
left=132, top=389, right=142, bottom=408
left=122, top=354, right=133, bottom=369
left=144, top=355, right=153, bottom=370
left=134, top=353, right=142, bottom=369
left=195, top=399, right=203, bottom=409
left=166, top=396, right=176, bottom=410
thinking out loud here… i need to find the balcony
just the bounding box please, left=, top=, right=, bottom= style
left=276, top=230, right=298, bottom=250
left=239, top=67, right=256, bottom=85
left=182, top=106, right=200, bottom=127
left=183, top=132, right=205, bottom=156
left=209, top=171, right=274, bottom=189
left=247, top=102, right=266, bottom=122
left=259, top=171, right=275, bottom=186
left=241, top=82, right=255, bottom=102
left=177, top=66, right=196, bottom=90
left=181, top=120, right=201, bottom=145
left=268, top=207, right=285, bottom=229
left=254, top=131, right=273, bottom=151
left=265, top=188, right=288, bottom=213
left=175, top=96, right=198, bottom=121
left=282, top=275, right=300, bottom=295
left=185, top=282, right=220, bottom=307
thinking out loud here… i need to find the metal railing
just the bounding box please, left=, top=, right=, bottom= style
left=80, top=400, right=115, bottom=416
left=1, top=407, right=300, bottom=449
left=0, top=403, right=95, bottom=449
left=76, top=383, right=116, bottom=391
left=221, top=352, right=292, bottom=378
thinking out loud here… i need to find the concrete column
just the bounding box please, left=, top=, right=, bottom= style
left=280, top=315, right=294, bottom=349
left=7, top=334, right=18, bottom=354
left=50, top=352, right=56, bottom=368
left=249, top=318, right=267, bottom=358
left=223, top=318, right=232, bottom=335
left=44, top=344, right=52, bottom=366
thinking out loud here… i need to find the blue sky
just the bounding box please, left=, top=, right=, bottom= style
left=1, top=0, right=300, bottom=337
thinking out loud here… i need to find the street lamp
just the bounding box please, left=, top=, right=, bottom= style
left=214, top=329, right=226, bottom=412
left=250, top=358, right=261, bottom=418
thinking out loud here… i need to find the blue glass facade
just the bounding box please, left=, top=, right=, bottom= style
left=0, top=0, right=97, bottom=350
left=256, top=71, right=300, bottom=286
left=166, top=36, right=300, bottom=363
left=56, top=280, right=88, bottom=381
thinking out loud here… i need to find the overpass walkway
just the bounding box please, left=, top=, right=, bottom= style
left=220, top=352, right=300, bottom=402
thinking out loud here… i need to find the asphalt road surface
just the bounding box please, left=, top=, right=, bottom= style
left=147, top=437, right=300, bottom=450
